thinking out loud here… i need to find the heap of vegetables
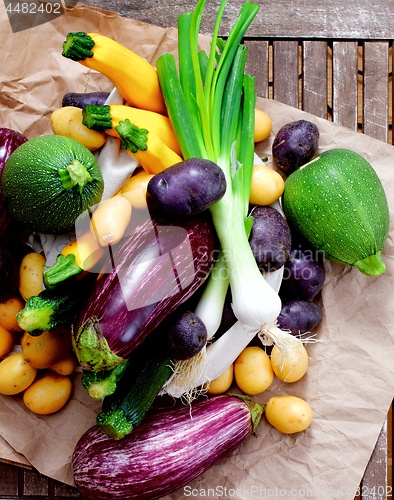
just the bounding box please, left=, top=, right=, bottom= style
left=0, top=0, right=391, bottom=496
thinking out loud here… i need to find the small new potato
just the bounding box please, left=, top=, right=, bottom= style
left=0, top=352, right=37, bottom=395
left=147, top=158, right=226, bottom=218
left=0, top=295, right=25, bottom=332
left=51, top=106, right=107, bottom=151
left=21, top=327, right=72, bottom=369
left=23, top=372, right=73, bottom=415
left=19, top=251, right=46, bottom=300
left=280, top=248, right=326, bottom=301
left=272, top=119, right=319, bottom=175
left=265, top=395, right=313, bottom=434
left=249, top=164, right=284, bottom=206
left=49, top=351, right=79, bottom=376
left=234, top=346, right=274, bottom=395
left=207, top=363, right=234, bottom=395
left=254, top=108, right=272, bottom=142
left=248, top=206, right=292, bottom=272
left=270, top=343, right=309, bottom=383
left=121, top=169, right=154, bottom=210
left=0, top=323, right=15, bottom=358
left=277, top=300, right=323, bottom=336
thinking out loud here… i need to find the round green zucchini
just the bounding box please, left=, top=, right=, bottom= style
left=1, top=135, right=104, bottom=234
left=282, top=148, right=390, bottom=276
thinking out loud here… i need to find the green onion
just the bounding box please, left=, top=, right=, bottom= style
left=158, top=0, right=302, bottom=398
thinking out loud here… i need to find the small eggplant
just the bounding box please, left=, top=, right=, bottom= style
left=72, top=395, right=263, bottom=500
left=73, top=211, right=217, bottom=371
left=0, top=128, right=28, bottom=239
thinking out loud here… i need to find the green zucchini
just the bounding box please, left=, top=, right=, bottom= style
left=96, top=333, right=174, bottom=440
left=16, top=277, right=94, bottom=336
left=81, top=359, right=131, bottom=400
left=282, top=148, right=390, bottom=276
left=1, top=135, right=104, bottom=234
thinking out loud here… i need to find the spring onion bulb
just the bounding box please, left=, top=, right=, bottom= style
left=157, top=0, right=302, bottom=399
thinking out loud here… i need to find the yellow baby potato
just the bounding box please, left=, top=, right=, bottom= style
left=19, top=251, right=46, bottom=300
left=254, top=108, right=272, bottom=142
left=0, top=352, right=37, bottom=395
left=23, top=372, right=73, bottom=415
left=120, top=169, right=154, bottom=210
left=0, top=323, right=15, bottom=358
left=234, top=346, right=274, bottom=395
left=207, top=363, right=234, bottom=395
left=270, top=343, right=309, bottom=383
left=51, top=106, right=107, bottom=151
left=249, top=164, right=285, bottom=206
left=265, top=395, right=313, bottom=434
left=0, top=295, right=25, bottom=332
left=49, top=351, right=79, bottom=376
left=21, top=327, right=72, bottom=370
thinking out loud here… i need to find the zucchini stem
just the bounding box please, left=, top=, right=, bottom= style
left=116, top=119, right=149, bottom=153
left=82, top=104, right=112, bottom=131
left=62, top=31, right=95, bottom=61
left=43, top=254, right=84, bottom=289
left=59, top=159, right=93, bottom=194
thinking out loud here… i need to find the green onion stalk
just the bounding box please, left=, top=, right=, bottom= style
left=157, top=0, right=302, bottom=399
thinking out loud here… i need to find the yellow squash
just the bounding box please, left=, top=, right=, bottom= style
left=82, top=104, right=181, bottom=155
left=62, top=32, right=167, bottom=115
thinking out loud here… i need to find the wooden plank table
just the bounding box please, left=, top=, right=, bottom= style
left=0, top=0, right=392, bottom=498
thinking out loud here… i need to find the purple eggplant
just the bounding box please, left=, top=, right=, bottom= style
left=73, top=211, right=217, bottom=371
left=0, top=128, right=28, bottom=239
left=72, top=394, right=263, bottom=500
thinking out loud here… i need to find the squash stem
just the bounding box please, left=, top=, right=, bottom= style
left=59, top=160, right=93, bottom=194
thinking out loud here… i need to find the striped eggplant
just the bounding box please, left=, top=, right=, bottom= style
left=72, top=394, right=263, bottom=500
left=73, top=210, right=216, bottom=371
left=0, top=128, right=28, bottom=240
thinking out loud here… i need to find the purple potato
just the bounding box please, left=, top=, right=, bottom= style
left=277, top=300, right=322, bottom=336
left=280, top=248, right=326, bottom=301
left=164, top=310, right=208, bottom=360
left=272, top=119, right=319, bottom=175
left=62, top=91, right=111, bottom=108
left=249, top=206, right=292, bottom=271
left=147, top=158, right=226, bottom=218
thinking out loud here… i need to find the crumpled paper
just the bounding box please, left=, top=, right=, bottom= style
left=0, top=3, right=393, bottom=499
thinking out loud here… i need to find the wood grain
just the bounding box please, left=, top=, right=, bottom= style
left=79, top=0, right=394, bottom=39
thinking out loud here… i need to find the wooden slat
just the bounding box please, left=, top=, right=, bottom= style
left=22, top=468, right=49, bottom=496
left=79, top=0, right=394, bottom=39
left=302, top=40, right=328, bottom=119
left=363, top=41, right=389, bottom=142
left=0, top=462, right=19, bottom=496
left=360, top=422, right=389, bottom=500
left=332, top=41, right=359, bottom=130
left=272, top=40, right=299, bottom=108
left=244, top=40, right=270, bottom=98
left=54, top=478, right=82, bottom=498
